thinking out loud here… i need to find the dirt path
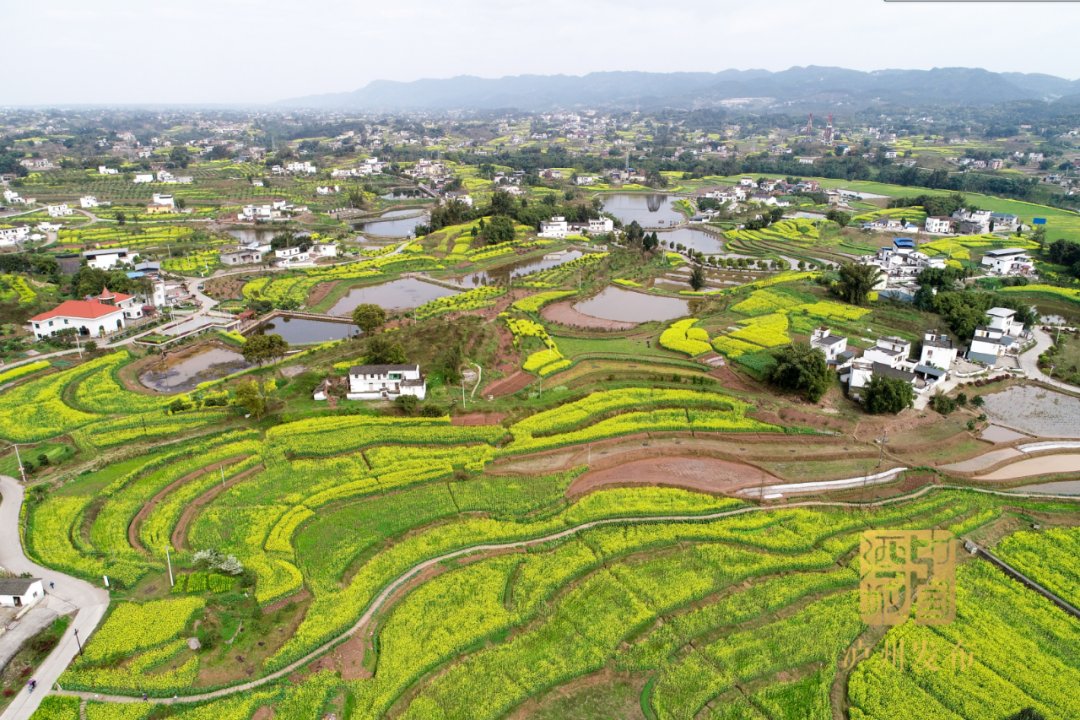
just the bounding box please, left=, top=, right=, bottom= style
left=541, top=301, right=637, bottom=330
left=483, top=370, right=534, bottom=398
left=451, top=412, right=507, bottom=426
left=567, top=456, right=782, bottom=497
left=49, top=484, right=1079, bottom=706
left=128, top=455, right=248, bottom=554
left=830, top=624, right=888, bottom=720
left=171, top=464, right=264, bottom=551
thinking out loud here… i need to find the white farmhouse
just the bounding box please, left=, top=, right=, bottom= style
left=80, top=195, right=100, bottom=208
left=47, top=204, right=73, bottom=217
left=275, top=246, right=309, bottom=265
left=981, top=248, right=1034, bottom=276
left=918, top=331, right=957, bottom=371
left=133, top=173, right=154, bottom=184
left=810, top=327, right=848, bottom=363
left=539, top=216, right=569, bottom=239
left=587, top=217, right=615, bottom=234
left=862, top=337, right=912, bottom=369
left=29, top=298, right=124, bottom=339
left=97, top=166, right=119, bottom=175
left=0, top=578, right=45, bottom=608
left=345, top=364, right=427, bottom=400
left=0, top=226, right=31, bottom=246
left=83, top=248, right=131, bottom=270
left=924, top=216, right=954, bottom=234
left=968, top=308, right=1026, bottom=365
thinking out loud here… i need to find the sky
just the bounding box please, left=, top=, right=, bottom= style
left=5, top=0, right=1080, bottom=106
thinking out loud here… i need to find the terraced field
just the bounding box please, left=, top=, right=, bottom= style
left=3, top=345, right=1076, bottom=720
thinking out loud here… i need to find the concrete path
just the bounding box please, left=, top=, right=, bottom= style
left=1019, top=328, right=1080, bottom=395
left=0, top=606, right=58, bottom=673
left=0, top=476, right=110, bottom=720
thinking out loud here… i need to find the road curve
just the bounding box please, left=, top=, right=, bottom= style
left=0, top=476, right=110, bottom=720
left=45, top=483, right=1080, bottom=706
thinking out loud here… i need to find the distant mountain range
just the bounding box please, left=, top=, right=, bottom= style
left=279, top=67, right=1080, bottom=112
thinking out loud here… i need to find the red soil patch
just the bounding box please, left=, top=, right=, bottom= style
left=483, top=370, right=534, bottom=398
left=262, top=587, right=311, bottom=614
left=305, top=280, right=338, bottom=308
left=452, top=412, right=508, bottom=426
left=567, top=456, right=782, bottom=497
left=251, top=706, right=275, bottom=720
left=171, top=463, right=264, bottom=551
left=541, top=300, right=637, bottom=331
left=128, top=454, right=248, bottom=554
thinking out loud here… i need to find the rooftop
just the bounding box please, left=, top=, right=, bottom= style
left=0, top=577, right=41, bottom=595
left=30, top=299, right=126, bottom=322
left=349, top=364, right=420, bottom=375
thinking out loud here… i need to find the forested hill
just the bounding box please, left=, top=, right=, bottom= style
left=280, top=67, right=1080, bottom=111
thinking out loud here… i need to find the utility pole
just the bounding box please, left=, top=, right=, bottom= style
left=73, top=628, right=84, bottom=656
left=12, top=443, right=26, bottom=483
left=877, top=430, right=888, bottom=469
left=165, top=546, right=174, bottom=587
left=220, top=465, right=226, bottom=487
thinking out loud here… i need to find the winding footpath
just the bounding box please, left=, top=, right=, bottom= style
left=0, top=483, right=1064, bottom=709
left=0, top=476, right=110, bottom=720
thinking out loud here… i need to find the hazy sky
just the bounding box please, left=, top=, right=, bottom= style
left=6, top=0, right=1080, bottom=105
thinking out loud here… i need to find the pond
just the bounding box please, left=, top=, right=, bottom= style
left=354, top=210, right=430, bottom=238
left=451, top=250, right=584, bottom=287
left=328, top=277, right=460, bottom=316
left=981, top=385, right=1080, bottom=439
left=139, top=346, right=250, bottom=393
left=1008, top=479, right=1080, bottom=495
left=571, top=285, right=690, bottom=323
left=657, top=228, right=724, bottom=255
left=600, top=193, right=684, bottom=227
left=258, top=316, right=357, bottom=344
left=226, top=228, right=278, bottom=245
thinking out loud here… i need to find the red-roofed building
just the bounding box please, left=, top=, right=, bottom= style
left=29, top=287, right=141, bottom=340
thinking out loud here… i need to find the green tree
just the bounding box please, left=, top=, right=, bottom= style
left=489, top=191, right=516, bottom=217
left=480, top=215, right=515, bottom=245
left=835, top=262, right=881, bottom=306
left=169, top=146, right=191, bottom=168
left=234, top=380, right=272, bottom=419
left=864, top=375, right=914, bottom=414
left=689, top=265, right=706, bottom=291
left=768, top=343, right=831, bottom=402
left=241, top=333, right=288, bottom=365
left=352, top=303, right=386, bottom=334
left=366, top=335, right=407, bottom=364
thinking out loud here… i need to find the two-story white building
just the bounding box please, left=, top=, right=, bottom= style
left=810, top=327, right=848, bottom=363
left=862, top=337, right=912, bottom=368
left=981, top=248, right=1034, bottom=276
left=924, top=216, right=954, bottom=234
left=919, top=331, right=958, bottom=371
left=587, top=217, right=615, bottom=234
left=539, top=216, right=569, bottom=239
left=968, top=308, right=1026, bottom=365
left=80, top=195, right=100, bottom=208
left=313, top=364, right=428, bottom=401
left=0, top=226, right=30, bottom=246
left=47, top=204, right=73, bottom=217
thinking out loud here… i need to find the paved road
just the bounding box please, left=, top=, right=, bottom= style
left=0, top=476, right=110, bottom=720
left=45, top=483, right=1080, bottom=707
left=1019, top=327, right=1080, bottom=395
